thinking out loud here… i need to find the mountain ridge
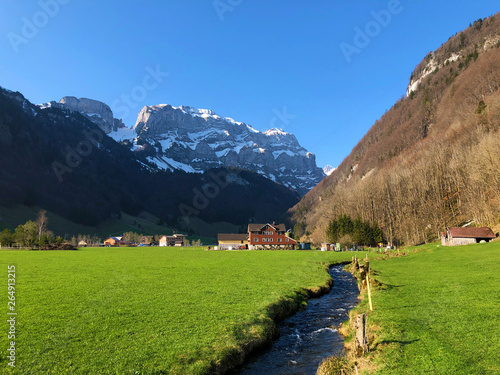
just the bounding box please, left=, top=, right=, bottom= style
left=128, top=103, right=325, bottom=195
left=290, top=12, right=500, bottom=245
left=39, top=96, right=325, bottom=195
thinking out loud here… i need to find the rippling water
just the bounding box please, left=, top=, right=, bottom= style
left=235, top=264, right=359, bottom=375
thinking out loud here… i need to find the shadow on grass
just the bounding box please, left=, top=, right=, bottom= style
left=379, top=283, right=406, bottom=291
left=372, top=339, right=420, bottom=350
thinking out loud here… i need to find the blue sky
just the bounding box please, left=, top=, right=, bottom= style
left=1, top=1, right=498, bottom=169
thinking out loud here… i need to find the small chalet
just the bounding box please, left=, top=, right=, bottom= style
left=248, top=223, right=297, bottom=249
left=217, top=233, right=249, bottom=250
left=159, top=234, right=185, bottom=247
left=442, top=227, right=496, bottom=246
left=104, top=236, right=123, bottom=247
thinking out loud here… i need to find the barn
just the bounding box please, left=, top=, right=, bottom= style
left=217, top=234, right=249, bottom=250
left=442, top=227, right=496, bottom=246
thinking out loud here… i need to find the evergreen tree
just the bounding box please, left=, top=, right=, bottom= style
left=362, top=220, right=374, bottom=245
left=326, top=214, right=383, bottom=246
left=338, top=214, right=353, bottom=237
left=326, top=219, right=339, bottom=243
left=352, top=215, right=363, bottom=244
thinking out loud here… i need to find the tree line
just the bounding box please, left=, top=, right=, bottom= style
left=0, top=210, right=207, bottom=249
left=325, top=214, right=383, bottom=246
left=0, top=210, right=75, bottom=250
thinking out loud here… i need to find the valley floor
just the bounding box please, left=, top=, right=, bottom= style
left=0, top=247, right=357, bottom=374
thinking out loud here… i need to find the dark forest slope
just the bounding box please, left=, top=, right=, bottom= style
left=0, top=89, right=299, bottom=235
left=290, top=13, right=500, bottom=245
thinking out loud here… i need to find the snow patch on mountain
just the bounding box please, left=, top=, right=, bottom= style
left=323, top=165, right=336, bottom=176
left=133, top=104, right=325, bottom=195
left=109, top=126, right=136, bottom=142
left=147, top=156, right=200, bottom=173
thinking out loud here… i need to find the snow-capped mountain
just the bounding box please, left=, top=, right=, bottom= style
left=126, top=104, right=325, bottom=195
left=0, top=86, right=300, bottom=232
left=323, top=164, right=336, bottom=176
left=37, top=94, right=325, bottom=195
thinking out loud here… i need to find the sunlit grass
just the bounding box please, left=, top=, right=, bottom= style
left=0, top=247, right=360, bottom=374
left=362, top=241, right=500, bottom=374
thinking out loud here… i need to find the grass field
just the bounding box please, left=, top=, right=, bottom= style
left=0, top=247, right=359, bottom=374
left=356, top=241, right=500, bottom=374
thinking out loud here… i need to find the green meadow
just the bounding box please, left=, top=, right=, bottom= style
left=358, top=241, right=500, bottom=374
left=0, top=247, right=357, bottom=374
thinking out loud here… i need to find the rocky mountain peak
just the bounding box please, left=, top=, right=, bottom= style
left=127, top=103, right=325, bottom=195
left=58, top=96, right=115, bottom=133
left=38, top=96, right=125, bottom=134
left=33, top=92, right=325, bottom=195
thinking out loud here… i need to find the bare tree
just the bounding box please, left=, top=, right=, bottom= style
left=123, top=232, right=142, bottom=246
left=36, top=210, right=48, bottom=245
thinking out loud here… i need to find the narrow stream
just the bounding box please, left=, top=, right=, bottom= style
left=235, top=264, right=359, bottom=375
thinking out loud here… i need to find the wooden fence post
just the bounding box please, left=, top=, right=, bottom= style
left=367, top=272, right=373, bottom=311
left=355, top=314, right=366, bottom=356
left=359, top=264, right=366, bottom=289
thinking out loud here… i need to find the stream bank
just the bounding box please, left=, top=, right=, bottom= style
left=231, top=264, right=360, bottom=375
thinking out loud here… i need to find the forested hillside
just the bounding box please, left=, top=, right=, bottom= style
left=0, top=89, right=299, bottom=236
left=291, top=13, right=500, bottom=245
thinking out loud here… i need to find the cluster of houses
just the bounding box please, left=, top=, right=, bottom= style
left=216, top=224, right=497, bottom=250
left=217, top=223, right=298, bottom=250
left=102, top=234, right=185, bottom=247
left=96, top=223, right=298, bottom=250
left=89, top=224, right=496, bottom=249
